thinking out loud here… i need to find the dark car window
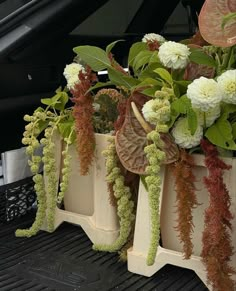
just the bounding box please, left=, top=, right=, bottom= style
left=0, top=0, right=32, bottom=21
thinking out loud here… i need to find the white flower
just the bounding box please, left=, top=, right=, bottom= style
left=63, top=63, right=85, bottom=90
left=171, top=117, right=203, bottom=149
left=194, top=105, right=221, bottom=127
left=142, top=99, right=170, bottom=125
left=217, top=70, right=236, bottom=104
left=187, top=77, right=222, bottom=112
left=142, top=33, right=165, bottom=44
left=158, top=41, right=190, bottom=69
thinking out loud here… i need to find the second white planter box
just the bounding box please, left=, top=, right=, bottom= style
left=128, top=154, right=236, bottom=290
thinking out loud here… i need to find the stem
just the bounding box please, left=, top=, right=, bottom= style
left=131, top=101, right=152, bottom=133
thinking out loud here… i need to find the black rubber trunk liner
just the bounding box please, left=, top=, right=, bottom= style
left=0, top=212, right=208, bottom=291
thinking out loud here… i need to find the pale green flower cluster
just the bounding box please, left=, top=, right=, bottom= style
left=142, top=98, right=170, bottom=125
left=93, top=138, right=135, bottom=252
left=144, top=131, right=166, bottom=265
left=63, top=62, right=85, bottom=90
left=16, top=111, right=64, bottom=236
left=57, top=149, right=71, bottom=204
left=171, top=117, right=203, bottom=149
left=41, top=126, right=58, bottom=232
left=142, top=87, right=172, bottom=127
left=158, top=41, right=190, bottom=69
left=16, top=174, right=46, bottom=237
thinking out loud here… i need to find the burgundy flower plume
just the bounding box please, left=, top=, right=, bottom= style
left=200, top=139, right=235, bottom=291
left=71, top=66, right=97, bottom=175
left=171, top=149, right=198, bottom=259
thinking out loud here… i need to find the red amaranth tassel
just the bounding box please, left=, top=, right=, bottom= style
left=71, top=66, right=97, bottom=175
left=171, top=149, right=198, bottom=259
left=200, top=139, right=235, bottom=291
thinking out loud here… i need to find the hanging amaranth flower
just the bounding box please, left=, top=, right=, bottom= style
left=71, top=66, right=97, bottom=175
left=201, top=139, right=235, bottom=291
left=171, top=149, right=198, bottom=259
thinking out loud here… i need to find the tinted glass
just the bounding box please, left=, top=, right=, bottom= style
left=0, top=0, right=32, bottom=20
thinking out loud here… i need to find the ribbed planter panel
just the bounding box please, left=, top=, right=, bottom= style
left=128, top=154, right=236, bottom=290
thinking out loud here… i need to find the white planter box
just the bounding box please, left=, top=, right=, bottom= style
left=128, top=154, right=236, bottom=290
left=42, top=133, right=119, bottom=245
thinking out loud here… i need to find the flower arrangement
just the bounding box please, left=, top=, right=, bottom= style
left=16, top=0, right=236, bottom=290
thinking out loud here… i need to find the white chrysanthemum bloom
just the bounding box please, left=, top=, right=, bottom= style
left=158, top=41, right=190, bottom=69
left=194, top=105, right=221, bottom=127
left=142, top=99, right=170, bottom=125
left=142, top=33, right=166, bottom=44
left=187, top=77, right=222, bottom=112
left=63, top=63, right=85, bottom=90
left=171, top=117, right=203, bottom=149
left=217, top=69, right=236, bottom=104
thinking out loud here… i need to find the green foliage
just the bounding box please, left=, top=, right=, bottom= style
left=232, top=122, right=236, bottom=139
left=86, top=81, right=113, bottom=93
left=57, top=117, right=76, bottom=144
left=73, top=45, right=111, bottom=71
left=108, top=67, right=140, bottom=89
left=189, top=48, right=217, bottom=68
left=106, top=39, right=124, bottom=54
left=187, top=108, right=198, bottom=135
left=205, top=114, right=236, bottom=150
left=133, top=50, right=159, bottom=71
left=128, top=42, right=147, bottom=66
left=41, top=90, right=69, bottom=111
left=205, top=103, right=236, bottom=150
left=153, top=68, right=173, bottom=85
left=141, top=87, right=160, bottom=97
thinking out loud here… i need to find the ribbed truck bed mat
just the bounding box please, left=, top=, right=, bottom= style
left=0, top=213, right=208, bottom=291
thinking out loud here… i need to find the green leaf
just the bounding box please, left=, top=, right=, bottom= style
left=41, top=92, right=69, bottom=111
left=41, top=97, right=55, bottom=106
left=153, top=68, right=173, bottom=85
left=38, top=120, right=49, bottom=134
left=87, top=81, right=113, bottom=93
left=73, top=45, right=111, bottom=71
left=232, top=122, right=236, bottom=139
left=187, top=108, right=198, bottom=135
left=138, top=62, right=163, bottom=80
left=221, top=103, right=236, bottom=115
left=189, top=48, right=216, bottom=68
left=141, top=87, right=160, bottom=97
left=106, top=39, right=124, bottom=54
left=133, top=77, right=162, bottom=89
left=54, top=92, right=69, bottom=111
left=107, top=67, right=139, bottom=89
left=128, top=42, right=147, bottom=66
left=55, top=86, right=62, bottom=93
left=171, top=94, right=191, bottom=114
left=133, top=50, right=159, bottom=71
left=57, top=120, right=76, bottom=144
left=205, top=115, right=236, bottom=150
left=174, top=80, right=191, bottom=88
